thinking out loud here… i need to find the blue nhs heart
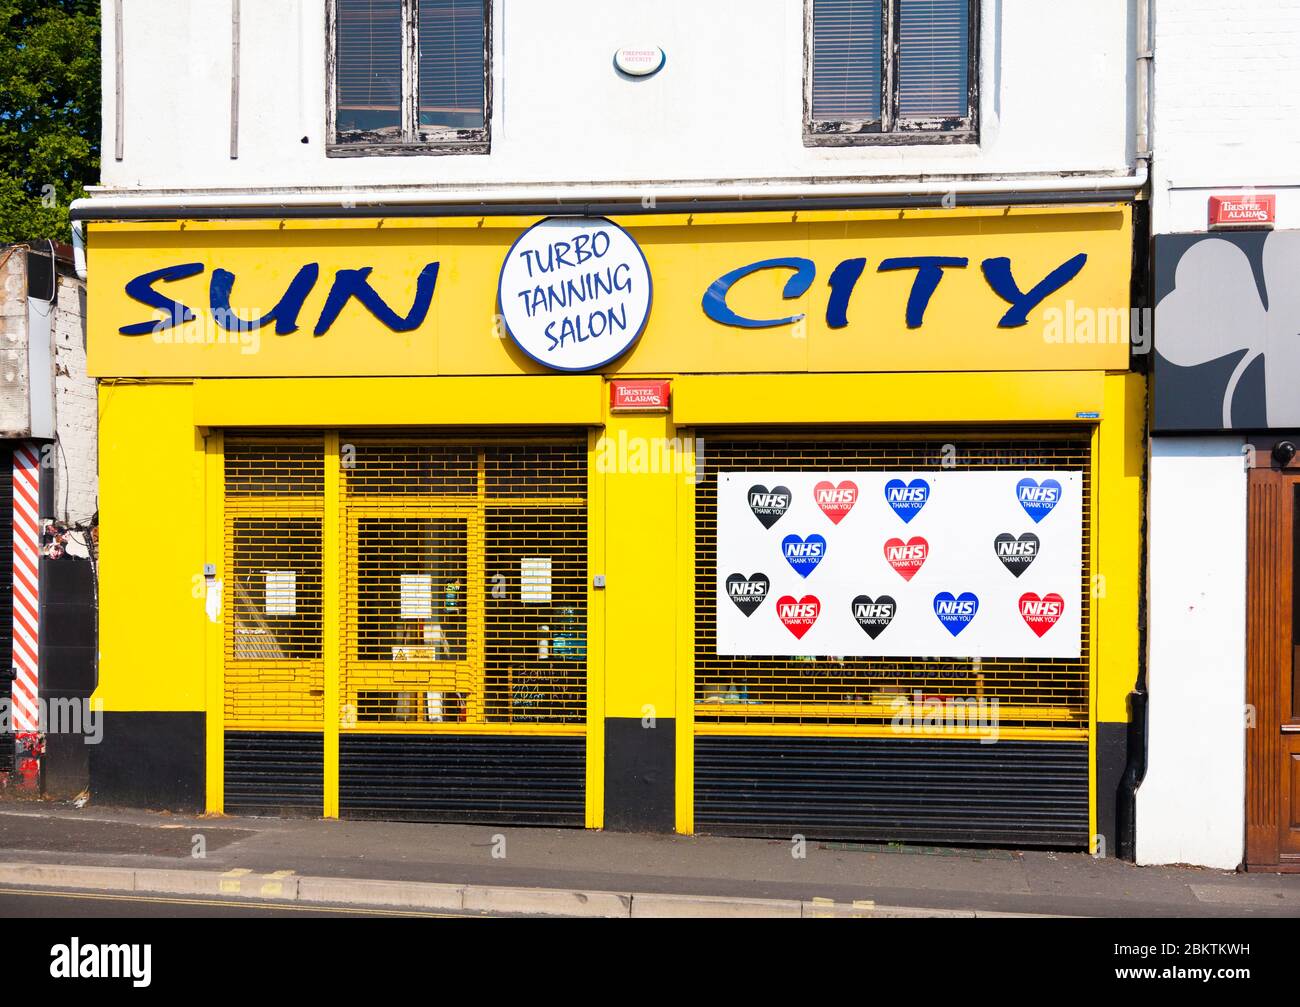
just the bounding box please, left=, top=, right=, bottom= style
left=781, top=534, right=826, bottom=578
left=884, top=478, right=929, bottom=523
left=1016, top=478, right=1062, bottom=523
left=933, top=591, right=979, bottom=636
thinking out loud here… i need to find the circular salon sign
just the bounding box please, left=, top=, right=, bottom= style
left=498, top=217, right=652, bottom=372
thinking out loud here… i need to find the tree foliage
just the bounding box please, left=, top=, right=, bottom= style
left=1, top=0, right=100, bottom=243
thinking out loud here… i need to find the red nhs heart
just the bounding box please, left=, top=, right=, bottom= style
left=883, top=536, right=929, bottom=581
left=776, top=595, right=820, bottom=639
left=814, top=480, right=858, bottom=525
left=1019, top=592, right=1064, bottom=637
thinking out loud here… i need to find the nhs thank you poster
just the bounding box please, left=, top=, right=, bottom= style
left=716, top=471, right=1082, bottom=659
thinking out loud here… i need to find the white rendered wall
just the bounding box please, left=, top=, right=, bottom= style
left=1137, top=437, right=1246, bottom=869
left=52, top=274, right=97, bottom=527
left=97, top=0, right=1135, bottom=195
left=1151, top=0, right=1300, bottom=233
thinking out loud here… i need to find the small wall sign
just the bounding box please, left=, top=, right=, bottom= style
left=610, top=379, right=671, bottom=411
left=1209, top=194, right=1275, bottom=229
left=614, top=46, right=666, bottom=77
left=498, top=216, right=652, bottom=372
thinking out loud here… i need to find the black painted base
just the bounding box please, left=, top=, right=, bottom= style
left=1095, top=720, right=1128, bottom=855
left=604, top=716, right=675, bottom=832
left=88, top=712, right=205, bottom=811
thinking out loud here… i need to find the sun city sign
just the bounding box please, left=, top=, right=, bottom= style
left=114, top=216, right=1090, bottom=373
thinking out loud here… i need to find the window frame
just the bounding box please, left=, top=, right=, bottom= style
left=326, top=0, right=492, bottom=157
left=803, top=0, right=980, bottom=146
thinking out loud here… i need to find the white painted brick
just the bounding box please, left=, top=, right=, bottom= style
left=1153, top=0, right=1300, bottom=232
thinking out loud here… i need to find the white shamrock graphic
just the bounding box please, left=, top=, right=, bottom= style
left=1156, top=230, right=1300, bottom=427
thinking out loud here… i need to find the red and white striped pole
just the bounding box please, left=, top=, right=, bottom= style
left=11, top=442, right=41, bottom=786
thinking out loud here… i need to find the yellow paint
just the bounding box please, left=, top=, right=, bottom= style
left=92, top=209, right=1143, bottom=841
left=192, top=375, right=603, bottom=427
left=322, top=432, right=341, bottom=818
left=585, top=428, right=606, bottom=829
left=675, top=430, right=697, bottom=835
left=204, top=430, right=224, bottom=813
left=674, top=371, right=1104, bottom=425
left=314, top=721, right=583, bottom=735
left=88, top=206, right=1130, bottom=379
left=695, top=723, right=1086, bottom=741
left=601, top=409, right=680, bottom=719
left=1096, top=372, right=1147, bottom=725
left=95, top=381, right=207, bottom=713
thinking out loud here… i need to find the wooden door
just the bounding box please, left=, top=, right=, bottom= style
left=1246, top=468, right=1300, bottom=869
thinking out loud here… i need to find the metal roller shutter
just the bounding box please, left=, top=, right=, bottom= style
left=221, top=432, right=588, bottom=822
left=693, top=430, right=1092, bottom=847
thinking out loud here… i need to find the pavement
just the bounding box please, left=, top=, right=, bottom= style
left=0, top=887, right=481, bottom=917
left=0, top=802, right=1298, bottom=918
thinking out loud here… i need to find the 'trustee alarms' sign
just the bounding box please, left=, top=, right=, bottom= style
left=610, top=379, right=671, bottom=411
left=498, top=216, right=652, bottom=372
left=1208, top=194, right=1275, bottom=228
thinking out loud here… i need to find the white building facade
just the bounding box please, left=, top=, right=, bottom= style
left=1140, top=0, right=1300, bottom=870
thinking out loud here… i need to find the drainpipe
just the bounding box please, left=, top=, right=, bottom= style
left=1135, top=0, right=1153, bottom=168
left=1117, top=0, right=1154, bottom=864
left=70, top=220, right=87, bottom=282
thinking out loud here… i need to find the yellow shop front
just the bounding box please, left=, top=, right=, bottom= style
left=86, top=204, right=1142, bottom=847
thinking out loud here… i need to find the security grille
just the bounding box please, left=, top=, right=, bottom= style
left=224, top=437, right=326, bottom=728
left=223, top=433, right=589, bottom=732
left=694, top=431, right=1092, bottom=733
left=339, top=434, right=588, bottom=728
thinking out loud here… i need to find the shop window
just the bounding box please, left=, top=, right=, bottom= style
left=806, top=0, right=978, bottom=145
left=329, top=0, right=489, bottom=155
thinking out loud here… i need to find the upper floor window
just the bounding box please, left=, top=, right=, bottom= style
left=806, top=0, right=977, bottom=144
left=329, top=0, right=489, bottom=155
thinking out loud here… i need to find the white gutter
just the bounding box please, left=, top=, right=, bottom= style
left=70, top=165, right=1147, bottom=219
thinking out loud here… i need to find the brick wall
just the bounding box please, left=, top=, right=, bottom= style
left=1154, top=0, right=1300, bottom=231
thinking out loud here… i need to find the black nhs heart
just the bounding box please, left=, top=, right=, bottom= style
left=851, top=594, right=896, bottom=639
left=747, top=484, right=791, bottom=529
left=993, top=532, right=1040, bottom=578
left=726, top=573, right=770, bottom=617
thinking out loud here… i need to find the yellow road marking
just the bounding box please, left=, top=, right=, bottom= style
left=219, top=867, right=252, bottom=894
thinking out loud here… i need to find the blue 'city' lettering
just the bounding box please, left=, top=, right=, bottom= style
left=701, top=257, right=816, bottom=328
left=982, top=253, right=1088, bottom=327
left=877, top=256, right=969, bottom=328
left=703, top=252, right=1088, bottom=330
